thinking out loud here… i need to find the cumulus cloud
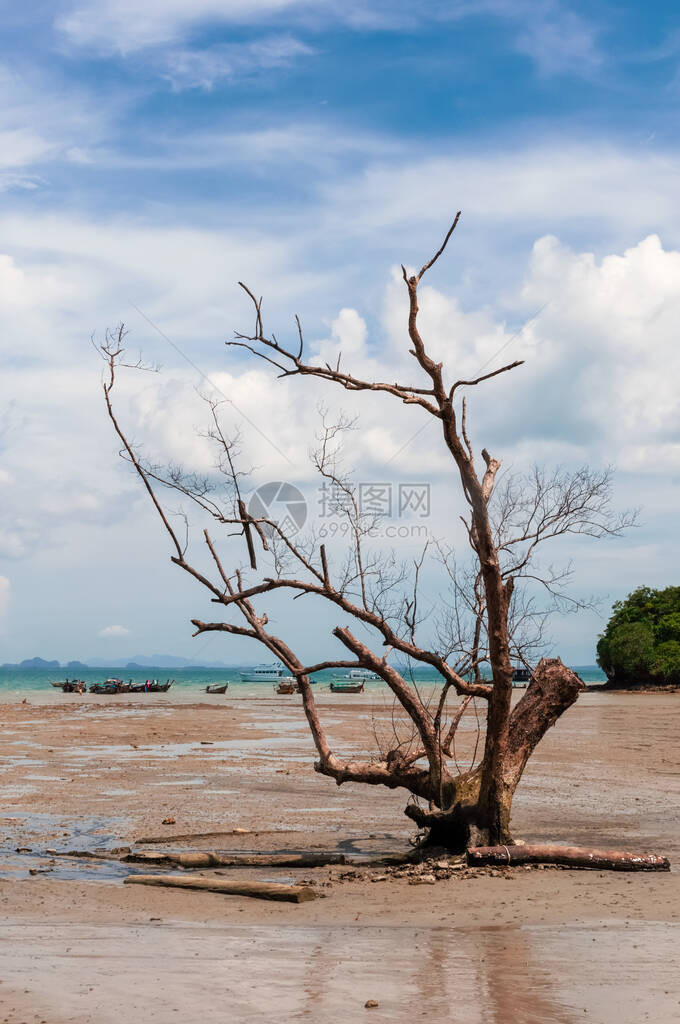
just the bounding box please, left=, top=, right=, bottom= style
left=98, top=624, right=131, bottom=637
left=96, top=229, right=680, bottom=488
left=515, top=233, right=680, bottom=471
left=313, top=308, right=368, bottom=365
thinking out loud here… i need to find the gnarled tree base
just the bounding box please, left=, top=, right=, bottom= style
left=405, top=800, right=497, bottom=852
left=405, top=658, right=585, bottom=852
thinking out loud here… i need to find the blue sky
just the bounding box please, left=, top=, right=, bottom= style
left=1, top=0, right=679, bottom=665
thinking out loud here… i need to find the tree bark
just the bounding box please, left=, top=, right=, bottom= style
left=467, top=845, right=670, bottom=871
left=405, top=658, right=584, bottom=850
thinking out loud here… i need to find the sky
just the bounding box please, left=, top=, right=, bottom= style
left=1, top=0, right=679, bottom=666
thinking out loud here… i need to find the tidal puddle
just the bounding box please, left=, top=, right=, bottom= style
left=0, top=811, right=137, bottom=883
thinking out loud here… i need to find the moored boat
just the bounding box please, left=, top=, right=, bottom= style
left=51, top=679, right=86, bottom=693
left=274, top=677, right=298, bottom=694
left=87, top=678, right=174, bottom=694
left=206, top=683, right=228, bottom=694
left=89, top=677, right=125, bottom=694
left=332, top=668, right=380, bottom=682
left=330, top=681, right=365, bottom=693
left=241, top=663, right=286, bottom=682
left=148, top=679, right=173, bottom=692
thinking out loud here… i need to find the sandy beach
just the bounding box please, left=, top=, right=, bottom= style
left=1, top=690, right=679, bottom=1023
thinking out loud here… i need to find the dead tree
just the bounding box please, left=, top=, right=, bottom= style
left=98, top=215, right=634, bottom=850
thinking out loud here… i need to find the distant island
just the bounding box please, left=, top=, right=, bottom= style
left=1, top=654, right=240, bottom=670
left=1, top=657, right=61, bottom=669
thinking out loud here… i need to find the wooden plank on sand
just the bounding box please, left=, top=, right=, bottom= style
left=124, top=873, right=317, bottom=902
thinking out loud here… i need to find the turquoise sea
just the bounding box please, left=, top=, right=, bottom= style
left=0, top=664, right=607, bottom=700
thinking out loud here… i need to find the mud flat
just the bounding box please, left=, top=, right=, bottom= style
left=0, top=690, right=679, bottom=1022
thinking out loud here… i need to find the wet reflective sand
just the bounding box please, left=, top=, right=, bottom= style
left=0, top=920, right=678, bottom=1023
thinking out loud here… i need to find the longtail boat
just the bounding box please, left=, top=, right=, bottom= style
left=330, top=681, right=365, bottom=693
left=148, top=680, right=173, bottom=692
left=206, top=683, right=228, bottom=694
left=51, top=679, right=86, bottom=693
left=89, top=678, right=125, bottom=694
left=274, top=678, right=298, bottom=694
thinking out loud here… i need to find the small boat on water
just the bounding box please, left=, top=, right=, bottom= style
left=89, top=677, right=125, bottom=694
left=51, top=679, right=86, bottom=693
left=129, top=680, right=173, bottom=693
left=274, top=677, right=298, bottom=694
left=148, top=679, right=173, bottom=693
left=241, top=663, right=286, bottom=682
left=332, top=668, right=380, bottom=682
left=330, top=681, right=365, bottom=693
left=87, top=678, right=174, bottom=694
left=206, top=683, right=228, bottom=694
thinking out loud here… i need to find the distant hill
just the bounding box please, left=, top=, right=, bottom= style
left=66, top=660, right=89, bottom=670
left=18, top=657, right=60, bottom=669
left=124, top=661, right=212, bottom=671
left=86, top=654, right=232, bottom=669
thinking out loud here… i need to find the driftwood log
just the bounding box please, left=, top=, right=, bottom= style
left=133, top=829, right=293, bottom=844
left=467, top=844, right=671, bottom=872
left=124, top=873, right=316, bottom=902
left=123, top=851, right=346, bottom=868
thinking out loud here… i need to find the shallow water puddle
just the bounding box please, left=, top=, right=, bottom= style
left=0, top=811, right=133, bottom=883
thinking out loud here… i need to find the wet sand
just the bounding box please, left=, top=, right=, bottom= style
left=0, top=691, right=679, bottom=1022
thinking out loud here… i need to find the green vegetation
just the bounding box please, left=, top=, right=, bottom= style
left=597, top=586, right=680, bottom=687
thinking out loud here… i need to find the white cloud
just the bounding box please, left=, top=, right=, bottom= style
left=320, top=142, right=680, bottom=250
left=98, top=624, right=131, bottom=637
left=0, top=62, right=121, bottom=188
left=56, top=0, right=317, bottom=53
left=160, top=36, right=315, bottom=91
left=54, top=0, right=602, bottom=81
left=510, top=2, right=603, bottom=76
left=515, top=233, right=680, bottom=471
left=313, top=307, right=368, bottom=365
left=0, top=576, right=10, bottom=620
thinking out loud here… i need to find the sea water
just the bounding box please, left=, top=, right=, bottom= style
left=0, top=664, right=607, bottom=700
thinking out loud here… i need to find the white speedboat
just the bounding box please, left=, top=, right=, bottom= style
left=240, top=663, right=286, bottom=682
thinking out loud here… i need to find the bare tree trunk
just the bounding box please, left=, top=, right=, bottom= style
left=406, top=658, right=584, bottom=850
